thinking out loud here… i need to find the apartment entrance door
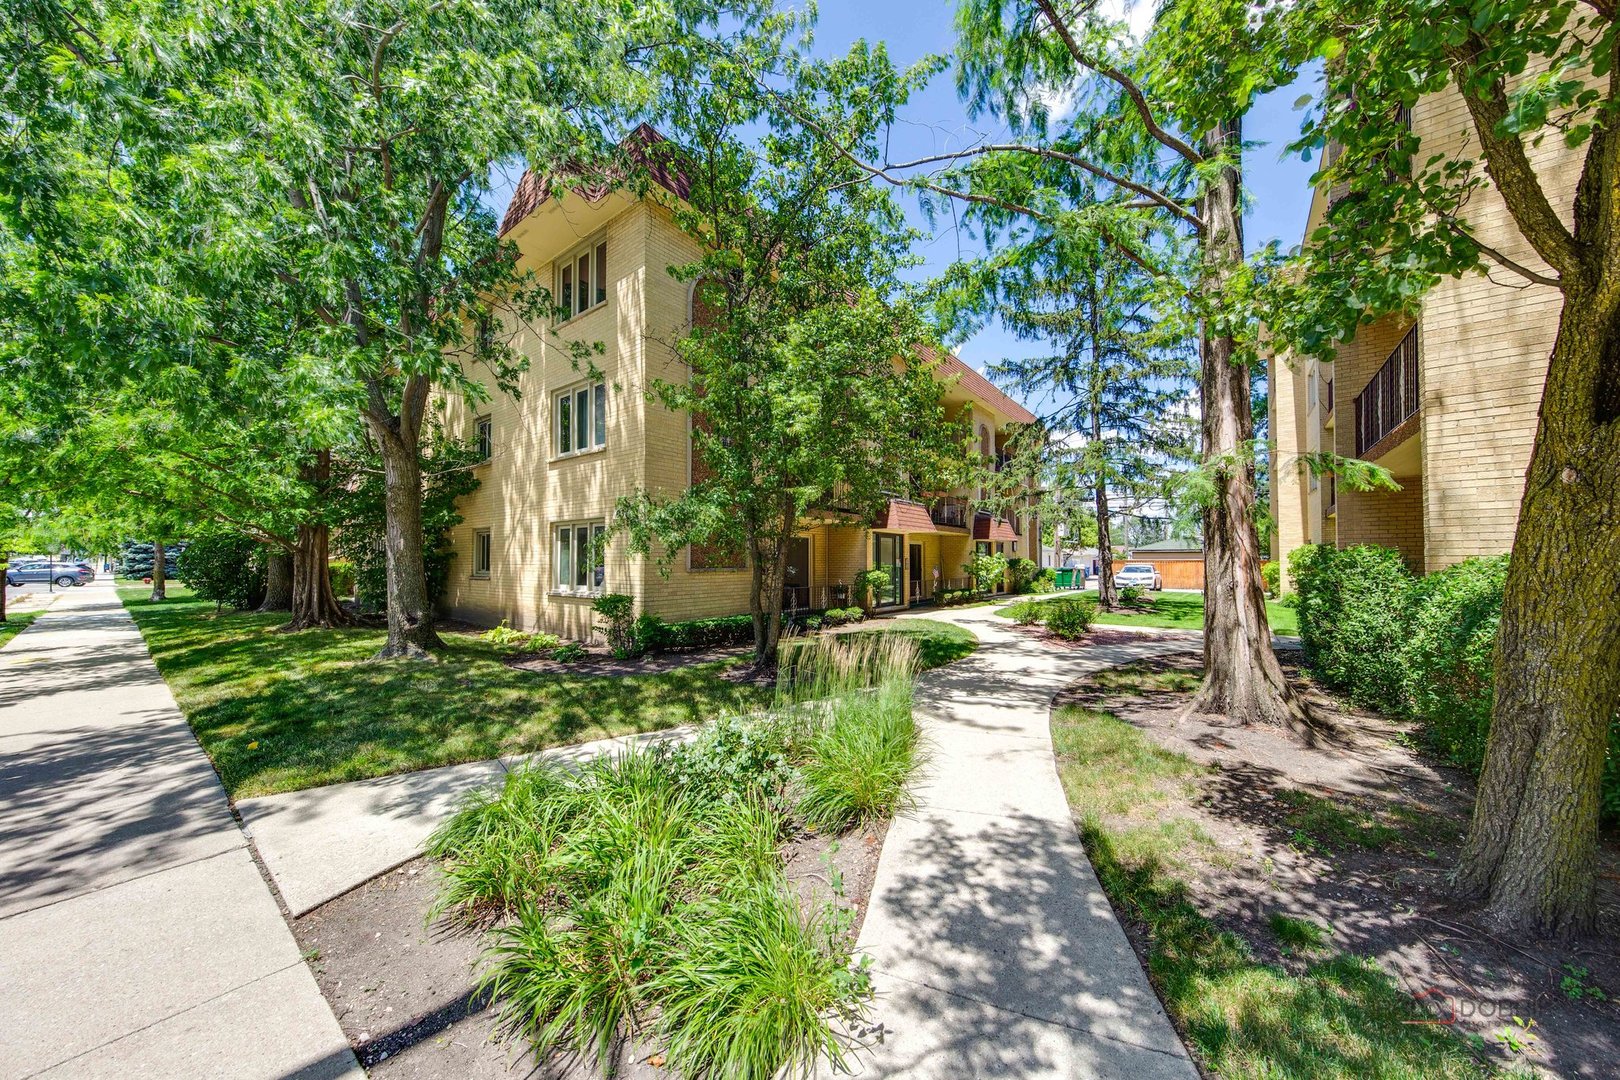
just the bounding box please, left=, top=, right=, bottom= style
left=908, top=543, right=924, bottom=604
left=872, top=534, right=903, bottom=608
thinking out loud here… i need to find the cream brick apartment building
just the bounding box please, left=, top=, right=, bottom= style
left=1269, top=87, right=1577, bottom=589
left=437, top=128, right=1038, bottom=640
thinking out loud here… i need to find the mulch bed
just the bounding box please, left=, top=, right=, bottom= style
left=505, top=644, right=770, bottom=685
left=289, top=822, right=886, bottom=1079
left=1064, top=652, right=1620, bottom=1078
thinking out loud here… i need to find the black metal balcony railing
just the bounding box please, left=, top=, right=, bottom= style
left=1355, top=326, right=1420, bottom=455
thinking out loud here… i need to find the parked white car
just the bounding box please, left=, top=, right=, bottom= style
left=1113, top=563, right=1163, bottom=591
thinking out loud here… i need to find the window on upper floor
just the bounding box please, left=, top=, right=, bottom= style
left=555, top=381, right=607, bottom=457
left=475, top=415, right=492, bottom=461
left=557, top=237, right=608, bottom=320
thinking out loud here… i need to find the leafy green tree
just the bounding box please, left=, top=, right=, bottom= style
left=960, top=235, right=1196, bottom=608
left=791, top=1, right=1308, bottom=724
left=1270, top=0, right=1620, bottom=935
left=615, top=34, right=968, bottom=663
left=177, top=530, right=267, bottom=611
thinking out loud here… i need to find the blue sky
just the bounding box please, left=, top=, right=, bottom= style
left=805, top=0, right=1321, bottom=393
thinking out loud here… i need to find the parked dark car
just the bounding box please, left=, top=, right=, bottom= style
left=5, top=558, right=95, bottom=587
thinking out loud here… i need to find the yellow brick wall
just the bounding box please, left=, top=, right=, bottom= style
left=1410, top=86, right=1570, bottom=570
left=439, top=195, right=1035, bottom=637
left=1271, top=77, right=1577, bottom=579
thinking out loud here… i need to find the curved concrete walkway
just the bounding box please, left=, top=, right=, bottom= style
left=837, top=603, right=1200, bottom=1079
left=0, top=580, right=360, bottom=1080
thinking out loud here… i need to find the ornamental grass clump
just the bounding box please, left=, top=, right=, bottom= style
left=784, top=634, right=923, bottom=832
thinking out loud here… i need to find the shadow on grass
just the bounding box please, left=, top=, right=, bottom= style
left=1083, top=822, right=1495, bottom=1079
left=122, top=589, right=772, bottom=798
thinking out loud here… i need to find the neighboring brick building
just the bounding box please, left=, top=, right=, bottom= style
left=437, top=128, right=1038, bottom=639
left=1269, top=83, right=1576, bottom=590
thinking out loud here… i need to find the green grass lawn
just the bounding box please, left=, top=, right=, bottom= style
left=121, top=586, right=774, bottom=798
left=1052, top=667, right=1496, bottom=1079
left=841, top=618, right=978, bottom=670
left=997, top=591, right=1299, bottom=635
left=0, top=610, right=41, bottom=650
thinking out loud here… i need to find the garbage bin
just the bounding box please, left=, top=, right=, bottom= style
left=1055, top=568, right=1075, bottom=590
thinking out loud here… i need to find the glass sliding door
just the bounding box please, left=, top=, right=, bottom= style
left=872, top=534, right=903, bottom=608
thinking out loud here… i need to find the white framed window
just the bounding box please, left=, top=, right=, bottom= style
left=472, top=529, right=492, bottom=578
left=554, top=522, right=607, bottom=595
left=475, top=415, right=492, bottom=461
left=555, top=381, right=607, bottom=457
left=556, top=237, right=608, bottom=320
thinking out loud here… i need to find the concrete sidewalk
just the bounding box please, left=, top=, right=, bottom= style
left=0, top=580, right=361, bottom=1080
left=839, top=604, right=1201, bottom=1079
left=238, top=725, right=696, bottom=916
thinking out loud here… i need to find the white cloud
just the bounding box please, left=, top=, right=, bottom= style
left=1098, top=0, right=1157, bottom=42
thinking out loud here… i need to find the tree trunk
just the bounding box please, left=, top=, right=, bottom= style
left=367, top=413, right=442, bottom=659
left=1095, top=480, right=1118, bottom=609
left=746, top=519, right=790, bottom=669
left=285, top=526, right=347, bottom=630
left=1, top=552, right=8, bottom=623
left=149, top=538, right=167, bottom=602
left=1453, top=288, right=1620, bottom=937
left=282, top=451, right=347, bottom=630
left=260, top=550, right=293, bottom=612
left=1186, top=116, right=1309, bottom=730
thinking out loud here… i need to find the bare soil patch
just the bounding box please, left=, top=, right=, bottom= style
left=1061, top=650, right=1620, bottom=1078
left=290, top=822, right=885, bottom=1078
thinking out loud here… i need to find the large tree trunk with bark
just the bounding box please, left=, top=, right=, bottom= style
left=282, top=451, right=347, bottom=630
left=1, top=552, right=8, bottom=623
left=367, top=405, right=442, bottom=659
left=149, top=538, right=167, bottom=602
left=1453, top=288, right=1620, bottom=936
left=1187, top=117, right=1309, bottom=730
left=260, top=550, right=293, bottom=612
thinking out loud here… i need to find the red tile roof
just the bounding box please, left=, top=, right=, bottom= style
left=973, top=513, right=1021, bottom=542
left=499, top=123, right=691, bottom=236
left=875, top=499, right=937, bottom=533
left=917, top=344, right=1037, bottom=424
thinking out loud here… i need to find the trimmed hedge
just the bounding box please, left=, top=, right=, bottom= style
left=1289, top=543, right=1414, bottom=713
left=646, top=614, right=756, bottom=652
left=1290, top=544, right=1620, bottom=823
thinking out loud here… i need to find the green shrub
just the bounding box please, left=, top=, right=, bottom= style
left=1260, top=560, right=1280, bottom=599
left=176, top=531, right=265, bottom=610
left=801, top=615, right=823, bottom=630
left=963, top=551, right=1009, bottom=594
left=852, top=568, right=891, bottom=610
left=592, top=592, right=638, bottom=658
left=1031, top=567, right=1057, bottom=592
left=553, top=641, right=587, bottom=664
left=327, top=559, right=357, bottom=599
left=1290, top=543, right=1416, bottom=712
left=661, top=614, right=755, bottom=651
left=1008, top=557, right=1041, bottom=593
left=663, top=714, right=796, bottom=806
left=633, top=612, right=670, bottom=653
left=1004, top=599, right=1045, bottom=626
left=819, top=606, right=865, bottom=628
left=937, top=588, right=978, bottom=607
left=1042, top=596, right=1096, bottom=640
left=478, top=621, right=560, bottom=653
left=1399, top=556, right=1508, bottom=771
left=1118, top=584, right=1144, bottom=606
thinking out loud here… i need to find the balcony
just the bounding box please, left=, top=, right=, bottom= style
left=1355, top=326, right=1420, bottom=456
left=928, top=496, right=970, bottom=529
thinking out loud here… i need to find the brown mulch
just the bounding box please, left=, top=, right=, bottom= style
left=290, top=824, right=886, bottom=1079
left=1063, top=652, right=1620, bottom=1079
